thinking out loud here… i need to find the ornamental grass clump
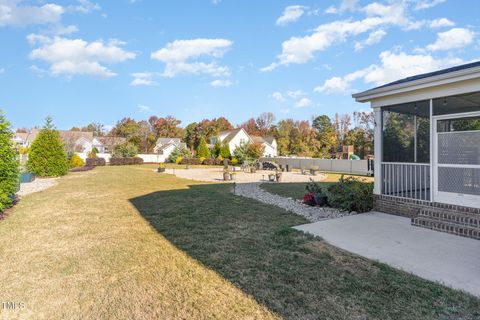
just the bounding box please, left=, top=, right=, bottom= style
left=27, top=117, right=68, bottom=177
left=0, top=111, right=19, bottom=213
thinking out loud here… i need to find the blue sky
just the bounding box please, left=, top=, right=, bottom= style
left=1, top=0, right=479, bottom=130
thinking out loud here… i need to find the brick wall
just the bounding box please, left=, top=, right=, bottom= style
left=374, top=195, right=480, bottom=218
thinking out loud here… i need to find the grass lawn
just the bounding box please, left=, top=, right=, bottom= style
left=0, top=166, right=478, bottom=319
left=261, top=173, right=374, bottom=200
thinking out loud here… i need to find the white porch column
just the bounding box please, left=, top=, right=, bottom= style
left=373, top=106, right=382, bottom=195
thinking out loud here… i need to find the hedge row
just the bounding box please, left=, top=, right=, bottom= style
left=110, top=157, right=144, bottom=166
left=86, top=158, right=106, bottom=167
left=179, top=158, right=228, bottom=166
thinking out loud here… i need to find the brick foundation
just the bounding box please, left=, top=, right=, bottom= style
left=374, top=194, right=480, bottom=218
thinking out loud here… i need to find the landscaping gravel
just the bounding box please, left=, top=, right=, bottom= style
left=233, top=183, right=351, bottom=222
left=17, top=178, right=58, bottom=196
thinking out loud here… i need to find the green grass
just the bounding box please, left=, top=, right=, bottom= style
left=0, top=166, right=478, bottom=319
left=261, top=173, right=373, bottom=200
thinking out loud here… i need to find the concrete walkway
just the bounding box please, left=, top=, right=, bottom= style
left=295, top=212, right=480, bottom=297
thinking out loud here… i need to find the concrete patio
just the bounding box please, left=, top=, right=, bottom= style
left=295, top=212, right=480, bottom=297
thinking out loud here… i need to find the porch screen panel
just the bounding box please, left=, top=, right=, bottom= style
left=438, top=167, right=480, bottom=196
left=437, top=119, right=480, bottom=196
left=438, top=131, right=480, bottom=165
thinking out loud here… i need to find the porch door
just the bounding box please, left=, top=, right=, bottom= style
left=433, top=112, right=480, bottom=208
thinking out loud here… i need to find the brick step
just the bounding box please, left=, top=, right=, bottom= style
left=412, top=216, right=480, bottom=240
left=418, top=209, right=479, bottom=229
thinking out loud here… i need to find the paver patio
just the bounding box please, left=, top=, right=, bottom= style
left=295, top=212, right=480, bottom=297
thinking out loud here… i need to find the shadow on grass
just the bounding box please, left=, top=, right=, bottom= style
left=130, top=183, right=480, bottom=320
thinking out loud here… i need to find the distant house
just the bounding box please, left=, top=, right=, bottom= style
left=251, top=135, right=278, bottom=157
left=13, top=129, right=125, bottom=154
left=153, top=138, right=186, bottom=159
left=210, top=128, right=278, bottom=157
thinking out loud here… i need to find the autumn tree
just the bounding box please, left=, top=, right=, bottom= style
left=313, top=115, right=337, bottom=157
left=148, top=115, right=184, bottom=139
left=82, top=123, right=105, bottom=137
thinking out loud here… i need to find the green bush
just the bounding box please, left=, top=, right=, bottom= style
left=168, top=146, right=192, bottom=163
left=219, top=142, right=231, bottom=158
left=27, top=117, right=68, bottom=177
left=326, top=176, right=374, bottom=213
left=69, top=153, right=85, bottom=168
left=112, top=142, right=138, bottom=158
left=0, top=111, right=20, bottom=213
left=233, top=142, right=264, bottom=164
left=196, top=137, right=210, bottom=158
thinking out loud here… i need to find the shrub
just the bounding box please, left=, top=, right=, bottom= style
left=231, top=157, right=239, bottom=166
left=219, top=142, right=231, bottom=158
left=168, top=146, right=192, bottom=163
left=179, top=158, right=202, bottom=165
left=112, top=142, right=138, bottom=158
left=69, top=153, right=85, bottom=168
left=233, top=142, right=264, bottom=164
left=88, top=147, right=98, bottom=158
left=109, top=157, right=144, bottom=166
left=196, top=137, right=210, bottom=158
left=27, top=117, right=68, bottom=177
left=326, top=176, right=374, bottom=213
left=202, top=158, right=215, bottom=165
left=86, top=158, right=106, bottom=167
left=175, top=156, right=183, bottom=164
left=211, top=141, right=221, bottom=157
left=0, top=111, right=20, bottom=213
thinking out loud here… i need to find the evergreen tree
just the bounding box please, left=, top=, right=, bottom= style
left=219, top=141, right=231, bottom=158
left=211, top=140, right=221, bottom=157
left=27, top=117, right=68, bottom=177
left=196, top=137, right=210, bottom=158
left=0, top=111, right=19, bottom=212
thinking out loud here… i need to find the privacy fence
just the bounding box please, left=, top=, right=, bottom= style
left=260, top=157, right=371, bottom=175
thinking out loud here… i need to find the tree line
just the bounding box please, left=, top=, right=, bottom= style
left=64, top=111, right=374, bottom=159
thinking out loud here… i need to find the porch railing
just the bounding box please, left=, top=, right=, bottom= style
left=381, top=162, right=430, bottom=201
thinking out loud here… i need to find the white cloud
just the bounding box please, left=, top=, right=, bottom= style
left=315, top=50, right=464, bottom=94
left=263, top=1, right=421, bottom=71
left=426, top=28, right=475, bottom=51
left=151, top=38, right=232, bottom=77
left=295, top=97, right=312, bottom=108
left=429, top=18, right=454, bottom=28
left=325, top=0, right=358, bottom=14
left=131, top=72, right=156, bottom=86
left=137, top=105, right=151, bottom=113
left=414, top=0, right=446, bottom=10
left=354, top=29, right=386, bottom=51
left=69, top=0, right=101, bottom=14
left=314, top=77, right=350, bottom=94
left=211, top=79, right=233, bottom=87
left=276, top=5, right=306, bottom=26
left=287, top=90, right=306, bottom=99
left=0, top=1, right=64, bottom=27
left=28, top=35, right=136, bottom=78
left=271, top=91, right=285, bottom=102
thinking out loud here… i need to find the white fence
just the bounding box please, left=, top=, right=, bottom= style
left=78, top=153, right=166, bottom=163
left=260, top=157, right=370, bottom=175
